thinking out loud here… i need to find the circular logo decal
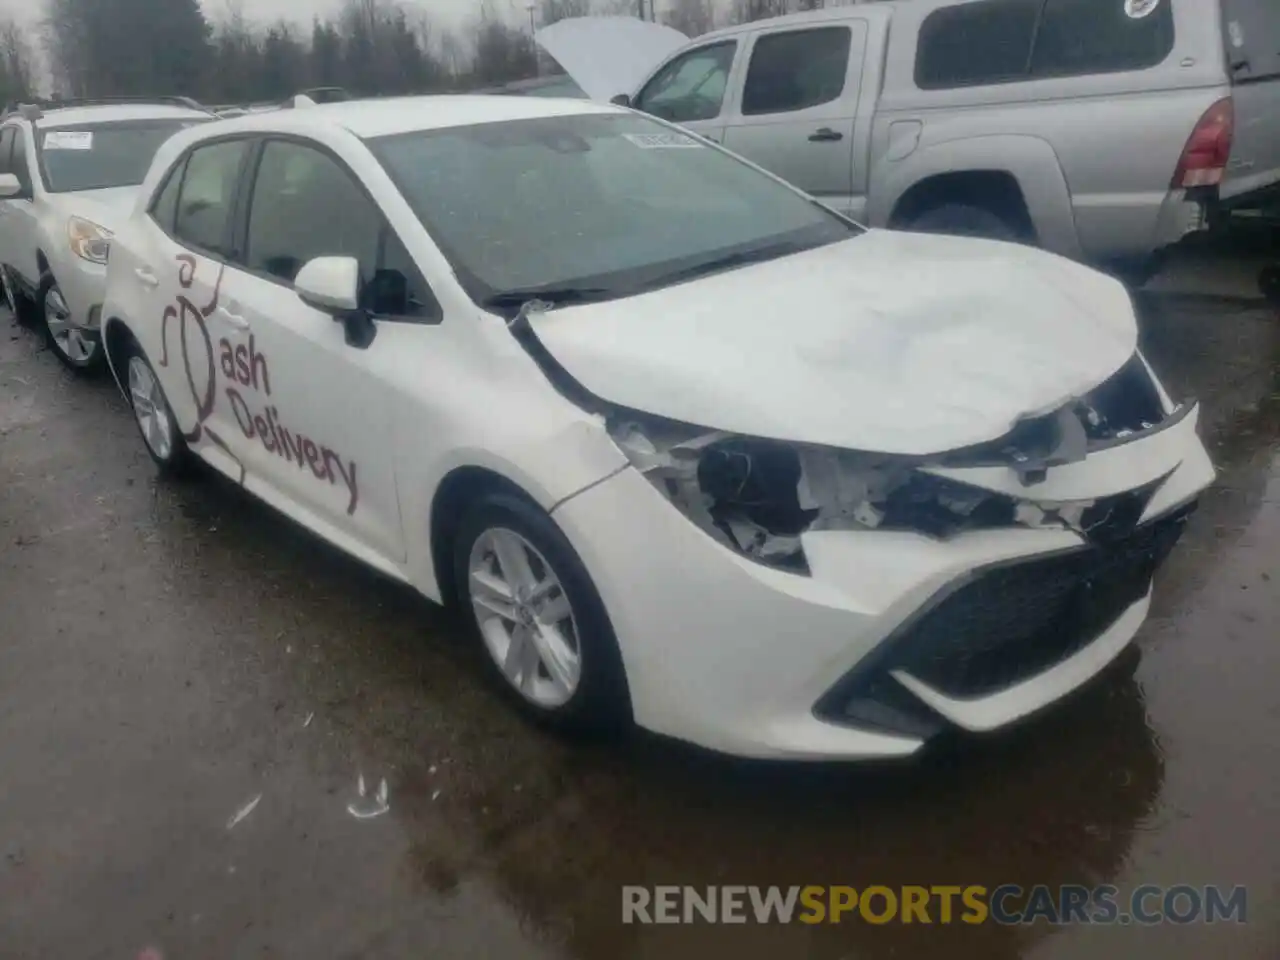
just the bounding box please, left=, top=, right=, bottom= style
left=1123, top=0, right=1161, bottom=19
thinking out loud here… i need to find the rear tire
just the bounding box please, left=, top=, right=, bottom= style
left=452, top=491, right=631, bottom=738
left=38, top=273, right=105, bottom=376
left=907, top=203, right=1022, bottom=242
left=122, top=339, right=195, bottom=479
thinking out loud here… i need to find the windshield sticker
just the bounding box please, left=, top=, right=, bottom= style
left=43, top=131, right=94, bottom=150
left=160, top=254, right=359, bottom=514
left=1122, top=0, right=1160, bottom=19
left=623, top=132, right=703, bottom=149
left=1227, top=20, right=1245, bottom=48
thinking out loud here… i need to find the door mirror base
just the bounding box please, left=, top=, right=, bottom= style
left=609, top=93, right=632, bottom=107
left=295, top=255, right=376, bottom=350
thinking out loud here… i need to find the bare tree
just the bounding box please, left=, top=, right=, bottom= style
left=540, top=0, right=592, bottom=25
left=0, top=18, right=37, bottom=104
left=728, top=0, right=790, bottom=24
left=663, top=0, right=715, bottom=36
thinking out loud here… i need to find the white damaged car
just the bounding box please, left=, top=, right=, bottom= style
left=99, top=96, right=1214, bottom=760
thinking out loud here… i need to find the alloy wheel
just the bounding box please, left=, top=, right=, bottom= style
left=44, top=284, right=97, bottom=367
left=128, top=356, right=174, bottom=461
left=467, top=527, right=582, bottom=709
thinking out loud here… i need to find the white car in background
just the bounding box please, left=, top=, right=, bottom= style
left=0, top=98, right=211, bottom=373
left=99, top=96, right=1214, bottom=760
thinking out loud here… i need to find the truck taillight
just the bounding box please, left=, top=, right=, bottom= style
left=1171, top=98, right=1234, bottom=189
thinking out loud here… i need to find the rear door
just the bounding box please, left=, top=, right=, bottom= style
left=632, top=40, right=743, bottom=144
left=1221, top=0, right=1280, bottom=203
left=720, top=21, right=868, bottom=216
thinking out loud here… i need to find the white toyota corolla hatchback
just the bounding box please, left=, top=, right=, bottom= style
left=100, top=95, right=1214, bottom=760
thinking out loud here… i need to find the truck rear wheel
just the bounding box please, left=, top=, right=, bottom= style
left=907, top=203, right=1021, bottom=242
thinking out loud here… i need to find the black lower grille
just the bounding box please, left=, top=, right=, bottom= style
left=816, top=505, right=1194, bottom=729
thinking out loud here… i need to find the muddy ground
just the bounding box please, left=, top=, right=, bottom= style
left=1, top=243, right=1277, bottom=959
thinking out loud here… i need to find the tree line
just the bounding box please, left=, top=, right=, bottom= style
left=1, top=0, right=851, bottom=107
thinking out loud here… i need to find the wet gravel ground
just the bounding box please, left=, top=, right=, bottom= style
left=1, top=247, right=1278, bottom=959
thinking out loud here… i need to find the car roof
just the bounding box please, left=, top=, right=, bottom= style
left=200, top=94, right=618, bottom=140
left=696, top=0, right=904, bottom=40
left=35, top=104, right=212, bottom=129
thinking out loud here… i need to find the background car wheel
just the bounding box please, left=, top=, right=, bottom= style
left=907, top=203, right=1022, bottom=242
left=123, top=342, right=194, bottom=478
left=452, top=491, right=630, bottom=737
left=39, top=274, right=104, bottom=375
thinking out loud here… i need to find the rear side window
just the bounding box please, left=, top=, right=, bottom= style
left=1032, top=0, right=1175, bottom=78
left=1223, top=0, right=1280, bottom=82
left=149, top=158, right=185, bottom=232
left=916, top=0, right=1176, bottom=90
left=0, top=127, right=13, bottom=174
left=742, top=27, right=852, bottom=116
left=173, top=139, right=249, bottom=256
left=915, top=0, right=1040, bottom=89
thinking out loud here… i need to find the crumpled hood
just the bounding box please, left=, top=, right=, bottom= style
left=50, top=186, right=138, bottom=233
left=527, top=230, right=1139, bottom=455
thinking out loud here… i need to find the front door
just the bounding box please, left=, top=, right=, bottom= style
left=633, top=40, right=743, bottom=145
left=218, top=137, right=412, bottom=565
left=721, top=22, right=867, bottom=216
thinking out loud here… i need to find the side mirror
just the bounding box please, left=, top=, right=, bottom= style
left=295, top=256, right=359, bottom=314
left=609, top=93, right=632, bottom=107
left=0, top=172, right=25, bottom=199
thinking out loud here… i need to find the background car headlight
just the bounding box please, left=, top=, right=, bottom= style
left=68, top=217, right=112, bottom=264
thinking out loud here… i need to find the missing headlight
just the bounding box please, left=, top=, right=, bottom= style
left=610, top=418, right=1032, bottom=574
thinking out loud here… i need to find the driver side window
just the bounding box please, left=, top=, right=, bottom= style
left=635, top=41, right=737, bottom=123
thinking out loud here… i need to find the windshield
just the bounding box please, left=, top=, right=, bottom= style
left=38, top=119, right=206, bottom=193
left=367, top=112, right=858, bottom=305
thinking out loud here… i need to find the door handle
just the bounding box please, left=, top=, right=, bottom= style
left=134, top=267, right=159, bottom=288
left=808, top=127, right=844, bottom=143
left=218, top=305, right=250, bottom=330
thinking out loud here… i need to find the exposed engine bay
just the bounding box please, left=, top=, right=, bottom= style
left=609, top=355, right=1178, bottom=573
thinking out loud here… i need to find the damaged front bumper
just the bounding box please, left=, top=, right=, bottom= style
left=550, top=402, right=1214, bottom=760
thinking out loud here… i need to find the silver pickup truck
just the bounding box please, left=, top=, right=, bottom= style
left=539, top=0, right=1280, bottom=283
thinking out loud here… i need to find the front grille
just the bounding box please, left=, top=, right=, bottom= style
left=816, top=505, right=1194, bottom=729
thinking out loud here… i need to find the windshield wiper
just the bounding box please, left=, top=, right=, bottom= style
left=654, top=241, right=814, bottom=287
left=481, top=286, right=621, bottom=313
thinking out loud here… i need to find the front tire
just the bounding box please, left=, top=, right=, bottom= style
left=39, top=274, right=105, bottom=375
left=123, top=341, right=194, bottom=478
left=452, top=491, right=630, bottom=737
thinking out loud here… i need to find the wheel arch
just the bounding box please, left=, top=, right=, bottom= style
left=874, top=134, right=1081, bottom=257
left=101, top=315, right=139, bottom=399
left=427, top=465, right=547, bottom=607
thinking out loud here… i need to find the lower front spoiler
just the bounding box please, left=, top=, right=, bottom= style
left=815, top=504, right=1193, bottom=740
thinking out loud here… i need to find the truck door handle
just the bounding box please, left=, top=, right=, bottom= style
left=134, top=267, right=159, bottom=288
left=809, top=127, right=844, bottom=142
left=217, top=305, right=250, bottom=330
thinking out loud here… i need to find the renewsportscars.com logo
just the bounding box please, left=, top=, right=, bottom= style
left=621, top=884, right=1248, bottom=926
